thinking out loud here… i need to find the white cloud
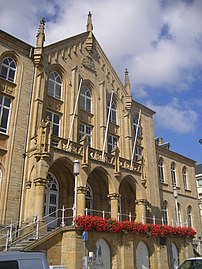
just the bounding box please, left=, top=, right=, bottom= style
left=148, top=100, right=198, bottom=133
left=0, top=0, right=201, bottom=90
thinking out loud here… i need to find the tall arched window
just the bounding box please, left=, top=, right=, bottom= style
left=182, top=166, right=188, bottom=190
left=107, top=100, right=117, bottom=124
left=85, top=183, right=93, bottom=215
left=48, top=71, right=62, bottom=99
left=0, top=57, right=16, bottom=82
left=177, top=203, right=181, bottom=226
left=171, top=162, right=176, bottom=186
left=158, top=158, right=164, bottom=183
left=162, top=201, right=168, bottom=225
left=80, top=86, right=92, bottom=112
left=187, top=206, right=192, bottom=227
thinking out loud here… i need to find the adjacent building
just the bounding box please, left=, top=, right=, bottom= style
left=196, top=164, right=202, bottom=220
left=0, top=13, right=201, bottom=269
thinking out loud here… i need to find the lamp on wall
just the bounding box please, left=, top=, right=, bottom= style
left=73, top=160, right=80, bottom=225
left=173, top=185, right=179, bottom=226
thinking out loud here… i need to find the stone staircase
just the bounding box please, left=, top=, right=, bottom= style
left=8, top=236, right=36, bottom=251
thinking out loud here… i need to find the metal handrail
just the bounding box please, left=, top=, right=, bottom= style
left=1, top=206, right=190, bottom=251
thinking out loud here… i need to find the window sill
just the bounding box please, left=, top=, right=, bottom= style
left=185, top=188, right=191, bottom=193
left=160, top=181, right=168, bottom=186
left=0, top=132, right=9, bottom=140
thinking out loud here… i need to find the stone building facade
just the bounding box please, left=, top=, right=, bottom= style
left=0, top=13, right=201, bottom=269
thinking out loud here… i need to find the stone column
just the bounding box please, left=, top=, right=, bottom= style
left=77, top=186, right=87, bottom=216
left=108, top=193, right=120, bottom=219
left=34, top=179, right=46, bottom=220
left=135, top=198, right=147, bottom=223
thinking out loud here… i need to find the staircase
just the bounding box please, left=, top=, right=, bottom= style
left=8, top=236, right=36, bottom=251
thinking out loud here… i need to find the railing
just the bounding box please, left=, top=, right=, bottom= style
left=0, top=207, right=190, bottom=252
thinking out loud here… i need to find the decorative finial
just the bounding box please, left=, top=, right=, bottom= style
left=85, top=12, right=93, bottom=52
left=124, top=68, right=132, bottom=110
left=36, top=17, right=45, bottom=47
left=86, top=11, right=93, bottom=32
left=124, top=68, right=131, bottom=91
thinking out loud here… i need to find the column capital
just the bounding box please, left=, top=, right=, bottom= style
left=33, top=178, right=47, bottom=186
left=77, top=186, right=87, bottom=194
left=135, top=198, right=147, bottom=205
left=107, top=193, right=121, bottom=200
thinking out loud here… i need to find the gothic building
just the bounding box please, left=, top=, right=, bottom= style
left=0, top=13, right=201, bottom=269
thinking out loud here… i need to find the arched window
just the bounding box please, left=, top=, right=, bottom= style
left=48, top=71, right=62, bottom=99
left=107, top=100, right=117, bottom=124
left=0, top=57, right=16, bottom=82
left=85, top=183, right=93, bottom=215
left=158, top=158, right=164, bottom=183
left=187, top=206, right=192, bottom=227
left=80, top=86, right=92, bottom=112
left=177, top=203, right=181, bottom=226
left=182, top=166, right=188, bottom=190
left=162, top=201, right=168, bottom=225
left=171, top=162, right=176, bottom=186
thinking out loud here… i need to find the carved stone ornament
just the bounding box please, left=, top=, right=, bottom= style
left=0, top=82, right=6, bottom=92
left=82, top=56, right=96, bottom=72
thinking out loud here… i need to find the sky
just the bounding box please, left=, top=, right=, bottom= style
left=0, top=0, right=202, bottom=164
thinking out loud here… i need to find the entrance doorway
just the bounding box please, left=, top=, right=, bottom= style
left=44, top=172, right=59, bottom=230
left=136, top=241, right=150, bottom=269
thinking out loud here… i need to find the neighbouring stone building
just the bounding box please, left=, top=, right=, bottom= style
left=0, top=13, right=201, bottom=269
left=196, top=164, right=202, bottom=220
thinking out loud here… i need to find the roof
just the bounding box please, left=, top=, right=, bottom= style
left=196, top=164, right=202, bottom=175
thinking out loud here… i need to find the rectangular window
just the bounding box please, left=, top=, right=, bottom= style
left=0, top=261, right=19, bottom=269
left=46, top=110, right=60, bottom=136
left=135, top=146, right=142, bottom=161
left=0, top=94, right=11, bottom=133
left=198, top=180, right=202, bottom=187
left=79, top=123, right=92, bottom=147
left=107, top=134, right=118, bottom=153
left=133, top=117, right=141, bottom=137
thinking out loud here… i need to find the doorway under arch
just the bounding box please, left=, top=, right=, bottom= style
left=44, top=172, right=59, bottom=230
left=136, top=241, right=150, bottom=269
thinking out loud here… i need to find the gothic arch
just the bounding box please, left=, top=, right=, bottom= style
left=94, top=238, right=111, bottom=269
left=119, top=175, right=137, bottom=220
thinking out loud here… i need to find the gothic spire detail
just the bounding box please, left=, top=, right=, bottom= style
left=124, top=68, right=131, bottom=94
left=34, top=18, right=45, bottom=66
left=124, top=68, right=132, bottom=111
left=85, top=12, right=93, bottom=52
left=86, top=11, right=93, bottom=32
left=36, top=17, right=45, bottom=48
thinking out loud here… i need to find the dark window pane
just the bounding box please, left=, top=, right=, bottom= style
left=48, top=80, right=54, bottom=96
left=53, top=114, right=59, bottom=124
left=53, top=125, right=59, bottom=136
left=4, top=97, right=11, bottom=107
left=55, top=84, right=61, bottom=99
left=1, top=108, right=9, bottom=129
left=0, top=260, right=19, bottom=269
left=0, top=66, right=7, bottom=79
left=8, top=69, right=15, bottom=81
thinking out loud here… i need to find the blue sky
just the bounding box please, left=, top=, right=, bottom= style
left=0, top=0, right=201, bottom=164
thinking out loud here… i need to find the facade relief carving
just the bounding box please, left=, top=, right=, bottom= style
left=46, top=96, right=62, bottom=112
left=82, top=56, right=96, bottom=73
left=0, top=79, right=15, bottom=97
